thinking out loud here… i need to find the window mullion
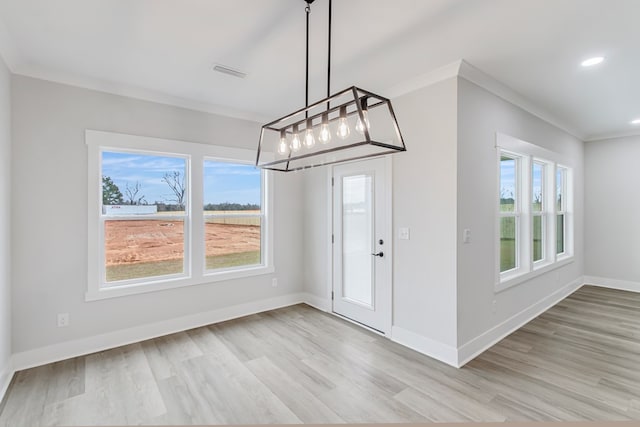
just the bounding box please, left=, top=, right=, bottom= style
left=191, top=154, right=204, bottom=278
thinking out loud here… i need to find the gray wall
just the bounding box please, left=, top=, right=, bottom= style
left=0, top=55, right=12, bottom=390
left=456, top=77, right=585, bottom=347
left=302, top=78, right=460, bottom=349
left=10, top=75, right=304, bottom=354
left=391, top=78, right=459, bottom=347
left=585, top=135, right=640, bottom=289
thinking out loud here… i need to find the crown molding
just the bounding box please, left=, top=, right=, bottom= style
left=457, top=60, right=586, bottom=141
left=583, top=130, right=640, bottom=142
left=385, top=60, right=463, bottom=99
left=385, top=59, right=587, bottom=142
left=11, top=61, right=270, bottom=124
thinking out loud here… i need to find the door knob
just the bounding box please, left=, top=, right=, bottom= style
left=372, top=252, right=384, bottom=257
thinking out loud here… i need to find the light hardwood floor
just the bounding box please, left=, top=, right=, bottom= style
left=1, top=285, right=639, bottom=425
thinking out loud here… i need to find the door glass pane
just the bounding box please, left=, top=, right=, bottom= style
left=500, top=156, right=516, bottom=212
left=500, top=217, right=517, bottom=272
left=533, top=215, right=543, bottom=262
left=557, top=214, right=565, bottom=254
left=342, top=174, right=373, bottom=307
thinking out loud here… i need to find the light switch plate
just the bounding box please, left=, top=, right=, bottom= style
left=398, top=227, right=410, bottom=240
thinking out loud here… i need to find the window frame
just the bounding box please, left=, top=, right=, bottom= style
left=498, top=151, right=525, bottom=278
left=556, top=166, right=569, bottom=258
left=495, top=133, right=573, bottom=292
left=86, top=130, right=274, bottom=301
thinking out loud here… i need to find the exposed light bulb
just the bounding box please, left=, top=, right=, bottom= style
left=355, top=110, right=370, bottom=134
left=304, top=119, right=316, bottom=148
left=355, top=97, right=370, bottom=135
left=291, top=125, right=301, bottom=152
left=277, top=130, right=288, bottom=155
left=319, top=113, right=331, bottom=144
left=336, top=106, right=350, bottom=140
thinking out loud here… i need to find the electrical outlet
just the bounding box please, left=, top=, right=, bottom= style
left=57, top=313, right=69, bottom=327
left=272, top=278, right=278, bottom=288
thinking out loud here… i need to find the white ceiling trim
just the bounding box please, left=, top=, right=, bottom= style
left=385, top=60, right=463, bottom=99
left=10, top=62, right=269, bottom=124
left=386, top=59, right=587, bottom=142
left=457, top=61, right=585, bottom=141
left=584, top=129, right=640, bottom=142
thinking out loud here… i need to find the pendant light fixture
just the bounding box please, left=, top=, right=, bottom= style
left=256, top=0, right=406, bottom=172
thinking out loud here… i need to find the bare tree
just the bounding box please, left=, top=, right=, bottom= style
left=124, top=181, right=146, bottom=205
left=162, top=171, right=186, bottom=209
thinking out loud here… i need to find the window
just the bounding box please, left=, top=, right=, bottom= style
left=532, top=161, right=545, bottom=263
left=496, top=133, right=573, bottom=290
left=203, top=160, right=263, bottom=272
left=556, top=167, right=567, bottom=255
left=87, top=130, right=273, bottom=300
left=499, top=154, right=519, bottom=273
left=101, top=150, right=189, bottom=284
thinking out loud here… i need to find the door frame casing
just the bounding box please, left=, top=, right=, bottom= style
left=328, top=155, right=393, bottom=336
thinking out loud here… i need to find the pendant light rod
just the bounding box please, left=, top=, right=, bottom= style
left=305, top=2, right=311, bottom=112
left=327, top=0, right=332, bottom=109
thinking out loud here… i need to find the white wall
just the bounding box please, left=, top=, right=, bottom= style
left=301, top=78, right=460, bottom=357
left=456, top=78, right=584, bottom=354
left=10, top=76, right=304, bottom=359
left=390, top=78, right=459, bottom=349
left=0, top=55, right=12, bottom=393
left=302, top=167, right=331, bottom=309
left=584, top=135, right=640, bottom=291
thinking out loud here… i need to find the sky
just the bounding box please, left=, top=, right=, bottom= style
left=101, top=151, right=261, bottom=206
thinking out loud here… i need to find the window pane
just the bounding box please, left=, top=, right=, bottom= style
left=500, top=217, right=517, bottom=272
left=557, top=214, right=565, bottom=254
left=204, top=161, right=262, bottom=270
left=532, top=163, right=544, bottom=212
left=533, top=215, right=544, bottom=262
left=101, top=151, right=187, bottom=215
left=105, top=219, right=184, bottom=282
left=556, top=168, right=564, bottom=211
left=500, top=156, right=516, bottom=212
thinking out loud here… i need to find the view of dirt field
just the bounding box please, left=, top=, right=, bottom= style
left=104, top=219, right=260, bottom=281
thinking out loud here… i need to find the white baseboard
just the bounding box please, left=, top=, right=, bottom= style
left=390, top=326, right=459, bottom=368
left=456, top=277, right=583, bottom=367
left=584, top=276, right=640, bottom=293
left=301, top=292, right=331, bottom=312
left=0, top=360, right=13, bottom=405
left=12, top=293, right=307, bottom=372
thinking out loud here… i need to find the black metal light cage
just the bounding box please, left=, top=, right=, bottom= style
left=256, top=86, right=406, bottom=172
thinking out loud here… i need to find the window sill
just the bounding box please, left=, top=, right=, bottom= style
left=495, top=256, right=574, bottom=293
left=86, top=264, right=275, bottom=301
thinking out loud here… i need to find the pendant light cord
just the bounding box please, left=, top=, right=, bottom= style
left=305, top=3, right=310, bottom=116
left=327, top=0, right=332, bottom=109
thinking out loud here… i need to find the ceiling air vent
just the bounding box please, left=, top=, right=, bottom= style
left=213, top=64, right=247, bottom=79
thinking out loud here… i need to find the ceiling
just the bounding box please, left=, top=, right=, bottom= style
left=0, top=0, right=638, bottom=141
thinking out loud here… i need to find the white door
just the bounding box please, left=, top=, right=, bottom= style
left=332, top=157, right=391, bottom=334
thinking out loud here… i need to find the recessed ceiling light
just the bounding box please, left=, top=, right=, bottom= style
left=631, top=118, right=640, bottom=125
left=581, top=57, right=604, bottom=67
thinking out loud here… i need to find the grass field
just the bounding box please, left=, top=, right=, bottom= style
left=106, top=250, right=261, bottom=282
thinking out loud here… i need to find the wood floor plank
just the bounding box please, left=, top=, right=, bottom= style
left=1, top=285, right=640, bottom=426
